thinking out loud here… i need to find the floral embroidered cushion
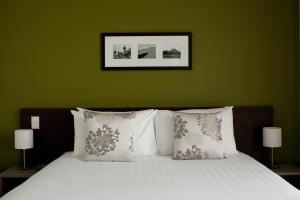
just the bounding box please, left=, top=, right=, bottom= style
left=72, top=108, right=157, bottom=157
left=172, top=112, right=225, bottom=160
left=155, top=107, right=237, bottom=156
left=83, top=111, right=135, bottom=162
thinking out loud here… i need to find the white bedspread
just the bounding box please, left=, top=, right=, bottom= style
left=2, top=152, right=300, bottom=200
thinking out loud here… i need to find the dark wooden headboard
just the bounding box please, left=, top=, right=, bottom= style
left=20, top=106, right=273, bottom=166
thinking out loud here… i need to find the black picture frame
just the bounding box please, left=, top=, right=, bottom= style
left=101, top=32, right=192, bottom=70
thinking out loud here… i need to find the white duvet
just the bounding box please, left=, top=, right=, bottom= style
left=2, top=152, right=300, bottom=200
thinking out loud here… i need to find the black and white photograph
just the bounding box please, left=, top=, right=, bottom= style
left=113, top=44, right=131, bottom=59
left=101, top=32, right=191, bottom=70
left=163, top=47, right=181, bottom=59
left=138, top=44, right=156, bottom=59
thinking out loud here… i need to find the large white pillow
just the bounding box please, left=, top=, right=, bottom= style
left=71, top=108, right=157, bottom=157
left=172, top=112, right=225, bottom=160
left=83, top=112, right=135, bottom=162
left=155, top=106, right=237, bottom=156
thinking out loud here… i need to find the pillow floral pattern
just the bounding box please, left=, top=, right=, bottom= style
left=173, top=112, right=225, bottom=160
left=173, top=145, right=209, bottom=160
left=83, top=111, right=135, bottom=162
left=85, top=125, right=120, bottom=156
left=197, top=113, right=222, bottom=142
left=83, top=110, right=136, bottom=121
left=174, top=115, right=188, bottom=139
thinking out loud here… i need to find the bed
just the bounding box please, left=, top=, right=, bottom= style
left=2, top=152, right=300, bottom=200
left=1, top=106, right=300, bottom=200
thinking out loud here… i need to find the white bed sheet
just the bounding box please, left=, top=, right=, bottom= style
left=2, top=152, right=300, bottom=200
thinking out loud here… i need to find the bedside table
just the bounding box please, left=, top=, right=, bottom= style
left=0, top=166, right=38, bottom=197
left=271, top=164, right=300, bottom=189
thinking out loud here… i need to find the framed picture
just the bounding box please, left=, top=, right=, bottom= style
left=101, top=32, right=192, bottom=70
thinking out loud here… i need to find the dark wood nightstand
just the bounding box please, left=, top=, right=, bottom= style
left=0, top=166, right=39, bottom=197
left=272, top=164, right=300, bottom=189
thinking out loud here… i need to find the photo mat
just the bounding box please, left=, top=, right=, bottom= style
left=101, top=33, right=192, bottom=70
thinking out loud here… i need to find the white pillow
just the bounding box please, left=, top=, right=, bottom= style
left=72, top=110, right=85, bottom=156
left=83, top=112, right=135, bottom=161
left=155, top=106, right=238, bottom=156
left=71, top=108, right=158, bottom=157
left=172, top=112, right=225, bottom=160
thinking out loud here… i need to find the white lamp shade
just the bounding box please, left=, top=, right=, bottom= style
left=263, top=127, right=282, bottom=148
left=14, top=129, right=33, bottom=149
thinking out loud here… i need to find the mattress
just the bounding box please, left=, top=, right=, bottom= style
left=2, top=152, right=300, bottom=200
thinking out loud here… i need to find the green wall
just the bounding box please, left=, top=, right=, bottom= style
left=0, top=0, right=298, bottom=170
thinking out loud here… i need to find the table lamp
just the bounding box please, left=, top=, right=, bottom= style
left=263, top=127, right=282, bottom=168
left=14, top=129, right=33, bottom=170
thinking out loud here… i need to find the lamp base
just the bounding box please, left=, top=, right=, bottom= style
left=267, top=164, right=279, bottom=169
left=18, top=166, right=30, bottom=171
left=20, top=149, right=30, bottom=170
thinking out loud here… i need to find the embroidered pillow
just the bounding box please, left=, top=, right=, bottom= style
left=72, top=108, right=157, bottom=157
left=172, top=112, right=225, bottom=160
left=155, top=106, right=237, bottom=156
left=83, top=112, right=135, bottom=162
